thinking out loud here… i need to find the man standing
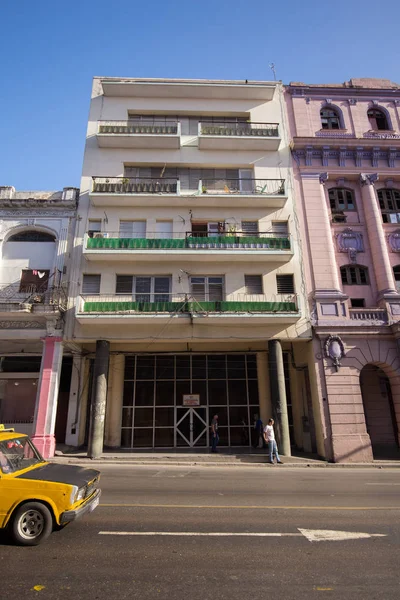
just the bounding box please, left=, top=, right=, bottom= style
left=263, top=418, right=283, bottom=464
left=210, top=414, right=219, bottom=453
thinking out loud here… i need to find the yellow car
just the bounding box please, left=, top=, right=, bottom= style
left=0, top=425, right=101, bottom=546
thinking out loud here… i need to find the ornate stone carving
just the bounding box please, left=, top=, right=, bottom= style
left=360, top=173, right=379, bottom=186
left=325, top=98, right=332, bottom=105
left=388, top=230, right=400, bottom=253
left=0, top=321, right=44, bottom=329
left=324, top=335, right=345, bottom=371
left=336, top=228, right=364, bottom=262
left=348, top=98, right=357, bottom=105
left=0, top=210, right=74, bottom=218
left=319, top=172, right=329, bottom=185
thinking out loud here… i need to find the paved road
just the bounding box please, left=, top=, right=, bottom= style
left=2, top=465, right=400, bottom=600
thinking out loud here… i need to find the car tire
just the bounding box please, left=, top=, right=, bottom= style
left=10, top=502, right=53, bottom=546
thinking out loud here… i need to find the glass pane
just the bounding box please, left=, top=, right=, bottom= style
left=216, top=427, right=228, bottom=446
left=134, top=407, right=154, bottom=427
left=122, top=407, right=134, bottom=428
left=229, top=406, right=248, bottom=426
left=208, top=355, right=226, bottom=379
left=247, top=355, right=258, bottom=379
left=248, top=380, right=259, bottom=405
left=227, top=355, right=246, bottom=379
left=228, top=380, right=247, bottom=405
left=155, top=408, right=174, bottom=427
left=124, top=356, right=135, bottom=379
left=208, top=380, right=227, bottom=405
left=134, top=381, right=154, bottom=406
left=155, top=428, right=174, bottom=447
left=156, top=356, right=174, bottom=379
left=230, top=426, right=250, bottom=446
left=133, top=429, right=153, bottom=447
left=209, top=406, right=228, bottom=426
left=176, top=356, right=190, bottom=379
left=192, top=355, right=207, bottom=379
left=155, top=381, right=175, bottom=405
left=121, top=429, right=132, bottom=448
left=136, top=356, right=155, bottom=379
left=176, top=381, right=191, bottom=406
left=176, top=411, right=190, bottom=446
left=123, top=381, right=134, bottom=406
left=191, top=381, right=207, bottom=405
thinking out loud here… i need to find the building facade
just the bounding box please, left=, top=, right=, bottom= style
left=0, top=185, right=79, bottom=457
left=65, top=77, right=320, bottom=456
left=286, top=78, right=400, bottom=462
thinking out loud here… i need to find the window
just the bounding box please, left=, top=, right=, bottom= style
left=190, top=277, right=223, bottom=301
left=320, top=107, right=341, bottom=130
left=393, top=266, right=400, bottom=291
left=88, top=220, right=102, bottom=237
left=82, top=274, right=101, bottom=294
left=19, top=269, right=50, bottom=293
left=244, top=275, right=263, bottom=295
left=241, top=221, right=259, bottom=236
left=340, top=265, right=369, bottom=285
left=367, top=108, right=389, bottom=131
left=276, top=274, right=295, bottom=294
left=350, top=298, right=365, bottom=308
left=377, top=189, right=400, bottom=223
left=271, top=221, right=289, bottom=235
left=9, top=230, right=55, bottom=242
left=119, top=221, right=146, bottom=238
left=329, top=188, right=355, bottom=212
left=116, top=276, right=170, bottom=302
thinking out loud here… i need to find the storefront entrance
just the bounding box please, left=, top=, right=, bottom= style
left=176, top=407, right=208, bottom=447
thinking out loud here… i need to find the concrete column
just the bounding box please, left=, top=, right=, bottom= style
left=87, top=340, right=110, bottom=459
left=107, top=354, right=125, bottom=447
left=268, top=340, right=291, bottom=456
left=65, top=354, right=83, bottom=447
left=256, top=352, right=271, bottom=423
left=300, top=173, right=342, bottom=294
left=360, top=174, right=398, bottom=298
left=32, top=336, right=64, bottom=458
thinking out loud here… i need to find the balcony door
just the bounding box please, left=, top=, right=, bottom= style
left=176, top=407, right=208, bottom=447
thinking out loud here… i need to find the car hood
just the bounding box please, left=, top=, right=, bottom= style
left=16, top=463, right=100, bottom=487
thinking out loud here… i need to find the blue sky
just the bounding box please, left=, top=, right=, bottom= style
left=1, top=0, right=399, bottom=190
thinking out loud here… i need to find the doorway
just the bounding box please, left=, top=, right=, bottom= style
left=175, top=407, right=208, bottom=447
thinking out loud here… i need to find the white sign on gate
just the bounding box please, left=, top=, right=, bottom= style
left=182, top=394, right=200, bottom=406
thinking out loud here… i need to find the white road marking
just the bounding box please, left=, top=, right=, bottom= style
left=99, top=529, right=387, bottom=542
left=365, top=483, right=400, bottom=486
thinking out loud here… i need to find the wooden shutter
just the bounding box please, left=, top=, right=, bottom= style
left=82, top=274, right=101, bottom=294
left=244, top=275, right=263, bottom=294
left=116, top=276, right=133, bottom=294
left=276, top=275, right=294, bottom=294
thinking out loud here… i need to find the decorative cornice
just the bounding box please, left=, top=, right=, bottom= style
left=0, top=320, right=45, bottom=329
left=0, top=210, right=75, bottom=218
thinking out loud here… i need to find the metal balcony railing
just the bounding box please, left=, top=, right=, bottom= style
left=199, top=121, right=279, bottom=137
left=92, top=177, right=179, bottom=194
left=98, top=120, right=180, bottom=135
left=0, top=283, right=67, bottom=311
left=85, top=231, right=291, bottom=251
left=79, top=293, right=298, bottom=314
left=199, top=178, right=285, bottom=195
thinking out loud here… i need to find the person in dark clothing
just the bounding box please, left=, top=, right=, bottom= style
left=210, top=414, right=219, bottom=453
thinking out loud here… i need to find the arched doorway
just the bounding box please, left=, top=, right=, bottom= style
left=360, top=365, right=399, bottom=458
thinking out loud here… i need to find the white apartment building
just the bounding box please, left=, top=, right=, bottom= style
left=0, top=185, right=78, bottom=457
left=65, top=77, right=318, bottom=456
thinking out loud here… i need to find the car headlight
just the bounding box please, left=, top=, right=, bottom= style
left=70, top=485, right=78, bottom=504
left=75, top=487, right=86, bottom=502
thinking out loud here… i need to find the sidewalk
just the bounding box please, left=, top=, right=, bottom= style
left=51, top=446, right=400, bottom=468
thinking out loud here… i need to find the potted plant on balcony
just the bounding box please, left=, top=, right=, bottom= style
left=121, top=177, right=130, bottom=193
left=202, top=185, right=208, bottom=194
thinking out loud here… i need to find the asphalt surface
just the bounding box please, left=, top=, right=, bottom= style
left=2, top=465, right=400, bottom=600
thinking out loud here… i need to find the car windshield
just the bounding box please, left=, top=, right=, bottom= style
left=0, top=436, right=44, bottom=474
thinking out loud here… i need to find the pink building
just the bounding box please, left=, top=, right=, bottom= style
left=286, top=78, right=400, bottom=462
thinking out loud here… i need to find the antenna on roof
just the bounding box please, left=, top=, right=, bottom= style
left=269, top=63, right=277, bottom=81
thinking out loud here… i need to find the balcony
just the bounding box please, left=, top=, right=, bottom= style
left=90, top=177, right=287, bottom=208
left=77, top=293, right=300, bottom=325
left=83, top=231, right=292, bottom=263
left=349, top=308, right=388, bottom=325
left=198, top=122, right=280, bottom=151
left=0, top=284, right=67, bottom=317
left=96, top=120, right=181, bottom=149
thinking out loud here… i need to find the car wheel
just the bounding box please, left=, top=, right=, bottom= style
left=10, top=502, right=53, bottom=546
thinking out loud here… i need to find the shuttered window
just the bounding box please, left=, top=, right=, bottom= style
left=271, top=221, right=289, bottom=235
left=241, top=221, right=258, bottom=235
left=191, top=277, right=223, bottom=301
left=244, top=275, right=263, bottom=295
left=116, top=275, right=133, bottom=294
left=119, top=221, right=146, bottom=238
left=276, top=275, right=294, bottom=294
left=82, top=274, right=101, bottom=294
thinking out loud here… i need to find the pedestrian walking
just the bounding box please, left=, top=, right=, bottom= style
left=263, top=418, right=283, bottom=464
left=210, top=414, right=219, bottom=453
